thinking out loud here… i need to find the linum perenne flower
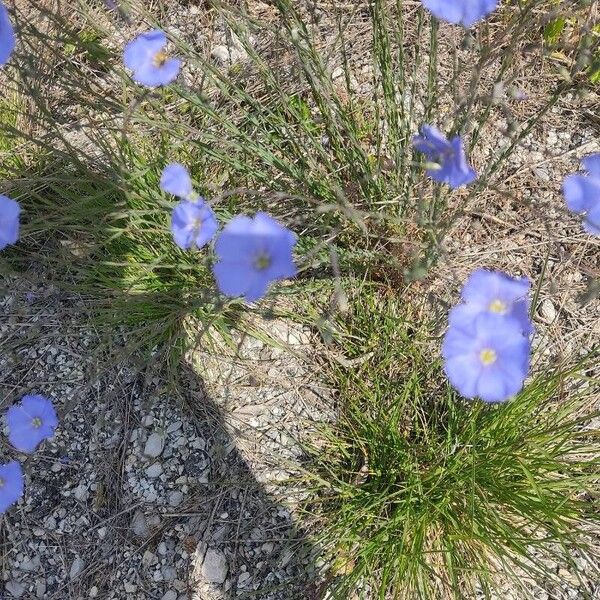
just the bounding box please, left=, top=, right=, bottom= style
left=443, top=269, right=533, bottom=403
left=0, top=2, right=15, bottom=66
left=213, top=213, right=297, bottom=303
left=0, top=461, right=23, bottom=514
left=563, top=154, right=600, bottom=236
left=412, top=125, right=477, bottom=189
left=443, top=313, right=530, bottom=403
left=0, top=194, right=20, bottom=251
left=421, top=0, right=498, bottom=28
left=7, top=395, right=58, bottom=453
left=160, top=163, right=218, bottom=250
left=123, top=30, right=181, bottom=88
left=449, top=269, right=533, bottom=336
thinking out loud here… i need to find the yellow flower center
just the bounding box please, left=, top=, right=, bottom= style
left=32, top=417, right=42, bottom=429
left=153, top=49, right=168, bottom=67
left=190, top=217, right=202, bottom=232
left=489, top=299, right=507, bottom=314
left=479, top=348, right=497, bottom=366
left=255, top=253, right=271, bottom=270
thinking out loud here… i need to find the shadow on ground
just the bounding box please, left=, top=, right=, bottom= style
left=0, top=278, right=325, bottom=600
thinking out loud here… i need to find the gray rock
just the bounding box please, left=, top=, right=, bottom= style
left=161, top=592, right=177, bottom=600
left=6, top=580, right=25, bottom=598
left=145, top=462, right=163, bottom=478
left=167, top=420, right=182, bottom=434
left=69, top=556, right=85, bottom=580
left=73, top=484, right=89, bottom=502
left=168, top=490, right=184, bottom=507
left=144, top=432, right=165, bottom=458
left=202, top=548, right=228, bottom=583
left=261, top=542, right=275, bottom=554
left=20, top=555, right=40, bottom=572
left=142, top=550, right=157, bottom=566
left=131, top=510, right=150, bottom=538
left=35, top=580, right=46, bottom=598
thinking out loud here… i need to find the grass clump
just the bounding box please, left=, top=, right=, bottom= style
left=307, top=287, right=600, bottom=598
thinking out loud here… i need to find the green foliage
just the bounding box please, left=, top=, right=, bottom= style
left=305, top=288, right=600, bottom=598
left=541, top=5, right=600, bottom=85
left=543, top=17, right=566, bottom=45
left=2, top=0, right=585, bottom=348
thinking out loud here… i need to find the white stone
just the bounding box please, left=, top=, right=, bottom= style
left=540, top=299, right=557, bottom=323
left=144, top=433, right=165, bottom=458
left=202, top=548, right=228, bottom=583
left=211, top=45, right=232, bottom=65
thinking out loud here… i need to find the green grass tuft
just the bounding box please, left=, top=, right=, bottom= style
left=306, top=287, right=600, bottom=598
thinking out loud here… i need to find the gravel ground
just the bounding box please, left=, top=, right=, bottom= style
left=0, top=278, right=331, bottom=599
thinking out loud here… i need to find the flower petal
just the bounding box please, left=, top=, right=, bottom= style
left=563, top=174, right=599, bottom=214
left=0, top=461, right=24, bottom=514
left=582, top=154, right=600, bottom=179
left=0, top=3, right=15, bottom=66
left=161, top=163, right=193, bottom=198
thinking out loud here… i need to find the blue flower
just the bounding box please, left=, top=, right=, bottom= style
left=171, top=200, right=218, bottom=250
left=0, top=194, right=20, bottom=250
left=123, top=30, right=181, bottom=88
left=563, top=154, right=600, bottom=236
left=0, top=461, right=23, bottom=514
left=7, top=395, right=58, bottom=453
left=213, top=213, right=297, bottom=303
left=443, top=313, right=530, bottom=403
left=161, top=163, right=218, bottom=249
left=160, top=163, right=193, bottom=199
left=421, top=0, right=498, bottom=27
left=449, top=269, right=533, bottom=336
left=0, top=2, right=15, bottom=66
left=412, top=125, right=477, bottom=189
